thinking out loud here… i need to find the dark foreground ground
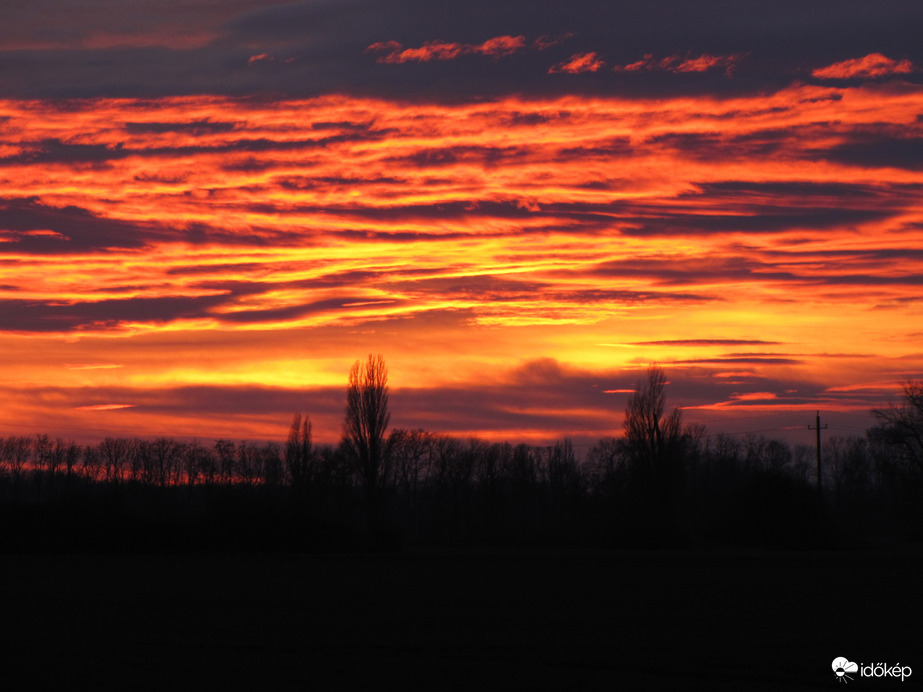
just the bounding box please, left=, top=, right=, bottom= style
left=0, top=547, right=919, bottom=691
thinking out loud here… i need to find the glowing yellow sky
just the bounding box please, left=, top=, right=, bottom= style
left=1, top=81, right=922, bottom=444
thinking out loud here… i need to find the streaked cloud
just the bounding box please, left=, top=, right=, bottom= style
left=812, top=53, right=915, bottom=80
left=613, top=53, right=745, bottom=76
left=247, top=53, right=274, bottom=65
left=366, top=35, right=526, bottom=63
left=548, top=52, right=605, bottom=74
left=629, top=340, right=783, bottom=347
left=533, top=34, right=574, bottom=51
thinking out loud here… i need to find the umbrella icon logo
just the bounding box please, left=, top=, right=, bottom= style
left=833, top=657, right=858, bottom=683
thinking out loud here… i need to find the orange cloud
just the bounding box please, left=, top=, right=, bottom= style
left=548, top=52, right=605, bottom=74
left=366, top=35, right=526, bottom=63
left=478, top=35, right=527, bottom=58
left=673, top=54, right=744, bottom=75
left=614, top=53, right=744, bottom=76
left=812, top=53, right=915, bottom=79
left=2, top=83, right=922, bottom=442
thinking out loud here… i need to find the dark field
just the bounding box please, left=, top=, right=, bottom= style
left=1, top=548, right=919, bottom=690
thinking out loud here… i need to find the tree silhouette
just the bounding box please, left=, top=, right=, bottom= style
left=623, top=366, right=684, bottom=477
left=286, top=412, right=313, bottom=489
left=622, top=365, right=686, bottom=540
left=2, top=436, right=31, bottom=480
left=869, top=380, right=923, bottom=487
left=214, top=439, right=236, bottom=484
left=343, top=354, right=392, bottom=528
left=99, top=437, right=133, bottom=484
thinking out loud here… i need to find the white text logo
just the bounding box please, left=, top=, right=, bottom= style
left=832, top=657, right=913, bottom=683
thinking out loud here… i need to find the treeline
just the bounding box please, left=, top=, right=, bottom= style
left=0, top=426, right=915, bottom=551
left=0, top=434, right=310, bottom=488
left=0, top=362, right=920, bottom=551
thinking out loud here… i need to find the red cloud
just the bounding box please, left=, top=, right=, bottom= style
left=533, top=33, right=575, bottom=51
left=548, top=52, right=605, bottom=74
left=614, top=53, right=744, bottom=77
left=812, top=53, right=914, bottom=79
left=673, top=55, right=735, bottom=73
left=366, top=35, right=525, bottom=64
left=478, top=35, right=527, bottom=58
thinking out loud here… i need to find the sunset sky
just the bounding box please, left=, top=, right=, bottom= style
left=2, top=0, right=922, bottom=447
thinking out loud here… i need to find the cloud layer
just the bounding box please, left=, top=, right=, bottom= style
left=2, top=1, right=922, bottom=99
left=1, top=1, right=922, bottom=443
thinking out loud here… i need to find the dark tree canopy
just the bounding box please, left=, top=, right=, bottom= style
left=623, top=365, right=685, bottom=477
left=869, top=380, right=923, bottom=486
left=343, top=354, right=392, bottom=508
left=621, top=364, right=687, bottom=540
left=286, top=413, right=313, bottom=488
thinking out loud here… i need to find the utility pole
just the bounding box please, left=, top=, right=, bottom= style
left=808, top=410, right=828, bottom=503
